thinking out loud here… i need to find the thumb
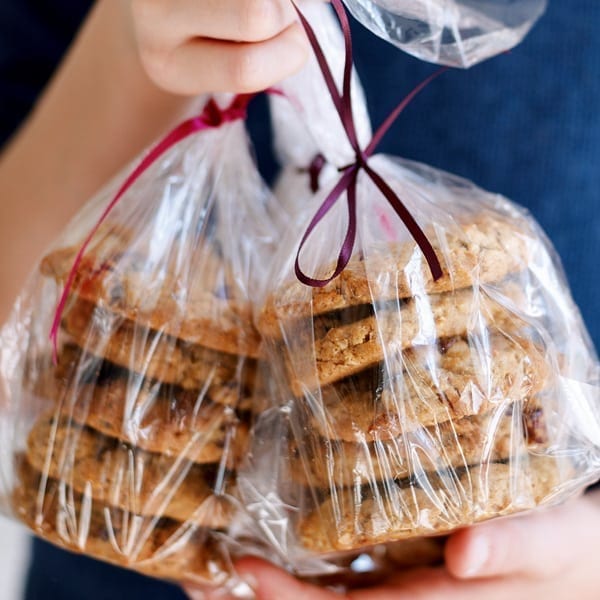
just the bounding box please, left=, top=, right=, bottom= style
left=445, top=495, right=597, bottom=579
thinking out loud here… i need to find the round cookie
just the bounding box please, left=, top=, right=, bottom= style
left=35, top=346, right=252, bottom=461
left=26, top=413, right=239, bottom=527
left=290, top=401, right=548, bottom=488
left=61, top=299, right=256, bottom=392
left=41, top=230, right=261, bottom=358
left=297, top=455, right=570, bottom=554
left=287, top=283, right=525, bottom=392
left=260, top=216, right=530, bottom=337
left=13, top=456, right=228, bottom=584
left=305, top=335, right=549, bottom=442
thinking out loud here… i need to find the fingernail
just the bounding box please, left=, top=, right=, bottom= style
left=462, top=534, right=490, bottom=577
left=185, top=589, right=205, bottom=600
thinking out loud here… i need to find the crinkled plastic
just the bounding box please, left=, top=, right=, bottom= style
left=0, top=96, right=280, bottom=592
left=239, top=2, right=600, bottom=581
left=343, top=0, right=547, bottom=67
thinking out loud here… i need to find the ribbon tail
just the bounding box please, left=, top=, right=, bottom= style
left=291, top=2, right=344, bottom=115
left=49, top=130, right=188, bottom=356
left=366, top=67, right=449, bottom=156
left=330, top=0, right=361, bottom=151
left=363, top=163, right=443, bottom=281
left=292, top=0, right=363, bottom=153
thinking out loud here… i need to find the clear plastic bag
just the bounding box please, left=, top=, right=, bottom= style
left=240, top=2, right=600, bottom=580
left=343, top=0, right=547, bottom=67
left=0, top=95, right=279, bottom=591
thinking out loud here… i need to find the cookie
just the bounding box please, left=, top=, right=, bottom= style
left=306, top=335, right=549, bottom=442
left=41, top=230, right=261, bottom=357
left=290, top=401, right=547, bottom=488
left=260, top=216, right=530, bottom=336
left=288, top=284, right=526, bottom=392
left=26, top=413, right=239, bottom=527
left=34, top=345, right=251, bottom=461
left=297, top=455, right=568, bottom=554
left=61, top=299, right=256, bottom=392
left=13, top=456, right=228, bottom=584
left=56, top=342, right=254, bottom=410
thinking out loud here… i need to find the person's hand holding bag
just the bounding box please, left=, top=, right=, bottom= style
left=0, top=0, right=311, bottom=323
left=129, top=0, right=310, bottom=95
left=183, top=489, right=600, bottom=599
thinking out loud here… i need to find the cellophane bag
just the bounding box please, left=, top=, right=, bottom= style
left=0, top=95, right=280, bottom=591
left=343, top=0, right=547, bottom=67
left=239, top=1, right=600, bottom=581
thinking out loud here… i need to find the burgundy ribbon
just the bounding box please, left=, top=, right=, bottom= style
left=293, top=0, right=445, bottom=287
left=299, top=153, right=327, bottom=193
left=49, top=94, right=255, bottom=360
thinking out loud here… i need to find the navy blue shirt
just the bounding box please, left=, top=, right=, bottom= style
left=1, top=1, right=598, bottom=598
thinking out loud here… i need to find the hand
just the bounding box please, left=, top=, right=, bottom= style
left=184, top=490, right=600, bottom=599
left=129, top=0, right=311, bottom=95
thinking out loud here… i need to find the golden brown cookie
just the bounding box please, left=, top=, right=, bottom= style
left=34, top=345, right=252, bottom=462
left=41, top=230, right=261, bottom=357
left=61, top=299, right=256, bottom=392
left=297, top=455, right=569, bottom=554
left=287, top=284, right=527, bottom=392
left=13, top=456, right=228, bottom=584
left=260, top=216, right=530, bottom=336
left=291, top=401, right=547, bottom=488
left=26, top=413, right=239, bottom=527
left=305, top=335, right=549, bottom=442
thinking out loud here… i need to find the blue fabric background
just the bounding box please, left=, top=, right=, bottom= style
left=0, top=1, right=598, bottom=598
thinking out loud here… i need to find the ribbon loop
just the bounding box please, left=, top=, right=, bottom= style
left=293, top=0, right=444, bottom=288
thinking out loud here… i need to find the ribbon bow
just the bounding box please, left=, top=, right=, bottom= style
left=293, top=0, right=445, bottom=287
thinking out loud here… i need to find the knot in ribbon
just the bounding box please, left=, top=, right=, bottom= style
left=49, top=93, right=255, bottom=361
left=201, top=94, right=253, bottom=127
left=293, top=0, right=445, bottom=288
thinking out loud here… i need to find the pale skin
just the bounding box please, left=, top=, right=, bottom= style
left=0, top=1, right=597, bottom=598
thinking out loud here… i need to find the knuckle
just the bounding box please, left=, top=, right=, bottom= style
left=239, top=0, right=283, bottom=41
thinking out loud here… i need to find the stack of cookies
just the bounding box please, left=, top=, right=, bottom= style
left=258, top=215, right=572, bottom=555
left=13, top=227, right=259, bottom=583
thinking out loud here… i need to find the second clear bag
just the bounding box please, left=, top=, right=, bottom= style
left=239, top=1, right=600, bottom=580
left=343, top=0, right=547, bottom=68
